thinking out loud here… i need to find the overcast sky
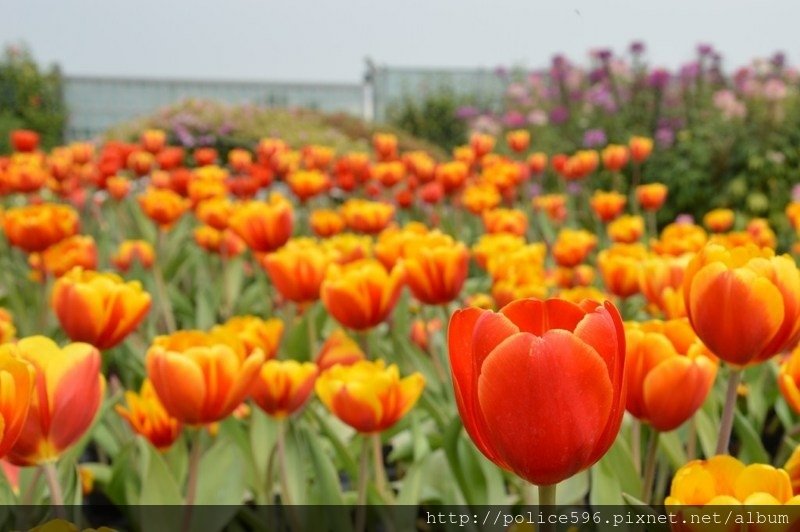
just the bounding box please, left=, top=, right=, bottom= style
left=2, top=0, right=797, bottom=83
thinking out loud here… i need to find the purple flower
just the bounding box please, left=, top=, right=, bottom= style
left=527, top=109, right=548, bottom=126
left=583, top=128, right=607, bottom=148
left=655, top=127, right=674, bottom=148
left=494, top=66, right=509, bottom=79
left=629, top=41, right=645, bottom=55
left=502, top=111, right=527, bottom=128
left=679, top=62, right=700, bottom=82
left=697, top=43, right=713, bottom=57
left=772, top=52, right=786, bottom=69
left=791, top=184, right=800, bottom=202
left=648, top=68, right=671, bottom=89
left=549, top=106, right=570, bottom=125
left=456, top=106, right=480, bottom=120
left=675, top=214, right=695, bottom=225
left=529, top=182, right=542, bottom=197
left=588, top=67, right=607, bottom=84
left=567, top=182, right=583, bottom=196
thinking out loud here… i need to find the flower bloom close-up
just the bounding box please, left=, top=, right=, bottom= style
left=51, top=267, right=152, bottom=350
left=321, top=259, right=405, bottom=331
left=315, top=359, right=424, bottom=433
left=6, top=337, right=105, bottom=466
left=448, top=297, right=626, bottom=486
left=683, top=243, right=800, bottom=366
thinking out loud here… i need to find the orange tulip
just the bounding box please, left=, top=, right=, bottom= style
left=0, top=309, right=15, bottom=344
left=629, top=136, right=654, bottom=164
left=506, top=130, right=530, bottom=153
left=532, top=194, right=568, bottom=224
left=287, top=170, right=330, bottom=202
left=146, top=332, right=265, bottom=425
left=321, top=233, right=372, bottom=264
left=597, top=243, right=648, bottom=298
left=227, top=148, right=253, bottom=172
left=0, top=345, right=33, bottom=459
left=779, top=345, right=800, bottom=414
left=639, top=254, right=691, bottom=319
left=703, top=208, right=735, bottom=233
left=683, top=243, right=800, bottom=366
left=316, top=359, right=424, bottom=433
left=315, top=329, right=365, bottom=371
left=211, top=315, right=284, bottom=360
left=310, top=209, right=345, bottom=238
left=115, top=379, right=182, bottom=450
left=195, top=197, right=233, bottom=230
left=262, top=239, right=332, bottom=304
left=228, top=194, right=294, bottom=253
left=435, top=161, right=469, bottom=193
left=7, top=337, right=104, bottom=466
left=193, top=226, right=247, bottom=258
left=340, top=199, right=395, bottom=235
left=527, top=152, right=548, bottom=174
left=636, top=183, right=668, bottom=212
left=470, top=133, right=496, bottom=158
left=321, top=259, right=405, bottom=331
left=410, top=318, right=442, bottom=352
left=128, top=150, right=155, bottom=176
left=251, top=360, right=318, bottom=419
left=10, top=129, right=39, bottom=153
left=2, top=203, right=79, bottom=253
left=372, top=133, right=398, bottom=162
left=140, top=129, right=167, bottom=154
left=106, top=176, right=132, bottom=200
left=625, top=319, right=717, bottom=431
left=608, top=215, right=644, bottom=243
left=448, top=298, right=626, bottom=485
left=601, top=144, right=630, bottom=172
left=472, top=233, right=525, bottom=270
left=137, top=187, right=190, bottom=229
left=302, top=145, right=335, bottom=171
left=32, top=235, right=98, bottom=279
left=111, top=240, right=155, bottom=272
left=746, top=217, right=777, bottom=250
left=404, top=239, right=469, bottom=305
left=666, top=455, right=800, bottom=506
left=552, top=229, right=598, bottom=267
left=462, top=183, right=501, bottom=215
left=651, top=223, right=707, bottom=256
left=372, top=161, right=405, bottom=188
left=51, top=268, right=152, bottom=350
left=590, top=191, right=627, bottom=222
left=482, top=208, right=527, bottom=236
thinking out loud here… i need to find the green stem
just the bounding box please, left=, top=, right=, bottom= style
left=687, top=415, right=697, bottom=460
left=646, top=210, right=658, bottom=239
left=538, top=483, right=557, bottom=532
left=153, top=230, right=176, bottom=333
left=307, top=306, right=317, bottom=357
left=631, top=419, right=642, bottom=475
left=264, top=440, right=278, bottom=503
left=372, top=433, right=392, bottom=502
left=642, top=429, right=660, bottom=504
left=716, top=368, right=742, bottom=455
left=182, top=430, right=203, bottom=532
left=355, top=438, right=371, bottom=532
left=42, top=461, right=65, bottom=517
left=277, top=420, right=293, bottom=506
left=538, top=483, right=556, bottom=506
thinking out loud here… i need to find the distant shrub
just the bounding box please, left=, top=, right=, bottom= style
left=0, top=43, right=66, bottom=152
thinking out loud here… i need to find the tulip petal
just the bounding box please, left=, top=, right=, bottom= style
left=147, top=350, right=206, bottom=425
left=448, top=307, right=508, bottom=467
left=478, top=330, right=613, bottom=485
left=499, top=298, right=586, bottom=335
left=688, top=264, right=783, bottom=365
left=642, top=356, right=716, bottom=431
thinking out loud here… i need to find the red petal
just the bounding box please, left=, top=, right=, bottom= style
left=478, top=330, right=613, bottom=485
left=500, top=298, right=586, bottom=335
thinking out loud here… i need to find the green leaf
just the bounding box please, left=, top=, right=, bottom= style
left=302, top=425, right=345, bottom=506
left=658, top=431, right=688, bottom=470
left=138, top=439, right=183, bottom=506
left=188, top=436, right=247, bottom=532
left=694, top=410, right=717, bottom=459
left=733, top=410, right=770, bottom=463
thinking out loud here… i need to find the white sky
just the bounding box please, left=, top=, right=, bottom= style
left=2, top=0, right=797, bottom=82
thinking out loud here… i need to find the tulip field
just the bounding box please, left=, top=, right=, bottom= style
left=5, top=46, right=800, bottom=531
